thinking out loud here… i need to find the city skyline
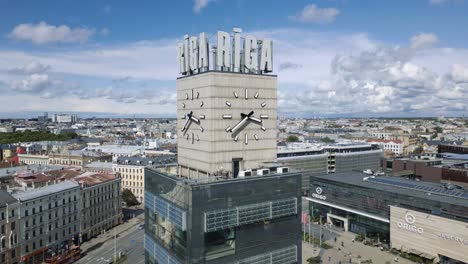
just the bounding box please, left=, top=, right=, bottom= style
left=1, top=0, right=468, bottom=117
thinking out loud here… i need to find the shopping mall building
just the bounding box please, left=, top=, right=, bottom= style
left=306, top=172, right=468, bottom=263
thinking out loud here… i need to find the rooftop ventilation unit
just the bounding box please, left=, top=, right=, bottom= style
left=257, top=169, right=270, bottom=176
left=276, top=167, right=289, bottom=174
left=238, top=170, right=252, bottom=178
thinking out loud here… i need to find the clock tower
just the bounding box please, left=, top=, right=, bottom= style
left=177, top=71, right=277, bottom=178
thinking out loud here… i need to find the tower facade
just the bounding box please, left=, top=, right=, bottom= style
left=145, top=28, right=301, bottom=264
left=177, top=72, right=277, bottom=178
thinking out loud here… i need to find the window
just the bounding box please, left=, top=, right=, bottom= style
left=204, top=228, right=236, bottom=260
left=11, top=222, right=15, bottom=230
left=25, top=210, right=29, bottom=217
left=32, top=208, right=36, bottom=214
left=25, top=245, right=29, bottom=253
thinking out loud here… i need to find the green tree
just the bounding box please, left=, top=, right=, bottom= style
left=320, top=136, right=335, bottom=143
left=286, top=135, right=299, bottom=142
left=434, top=126, right=443, bottom=133
left=122, top=189, right=139, bottom=206
left=0, top=131, right=78, bottom=144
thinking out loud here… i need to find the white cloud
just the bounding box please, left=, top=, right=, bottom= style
left=0, top=28, right=467, bottom=116
left=193, top=0, right=213, bottom=13
left=8, top=21, right=95, bottom=44
left=9, top=61, right=50, bottom=74
left=10, top=74, right=53, bottom=92
left=289, top=4, right=340, bottom=24
left=451, top=64, right=468, bottom=83
left=410, top=32, right=439, bottom=49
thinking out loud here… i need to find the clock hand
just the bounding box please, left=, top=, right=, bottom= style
left=248, top=115, right=262, bottom=123
left=231, top=111, right=254, bottom=134
left=181, top=111, right=193, bottom=132
left=190, top=115, right=199, bottom=123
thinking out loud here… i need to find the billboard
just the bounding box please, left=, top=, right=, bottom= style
left=390, top=206, right=468, bottom=263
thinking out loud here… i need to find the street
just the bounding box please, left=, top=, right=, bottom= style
left=76, top=208, right=145, bottom=264
left=77, top=226, right=145, bottom=264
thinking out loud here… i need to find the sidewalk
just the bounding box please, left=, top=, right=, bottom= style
left=302, top=227, right=416, bottom=264
left=80, top=215, right=144, bottom=254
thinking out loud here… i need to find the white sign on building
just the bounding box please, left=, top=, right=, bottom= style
left=390, top=206, right=468, bottom=263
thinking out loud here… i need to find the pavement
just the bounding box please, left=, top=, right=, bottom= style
left=76, top=212, right=145, bottom=264
left=302, top=224, right=416, bottom=264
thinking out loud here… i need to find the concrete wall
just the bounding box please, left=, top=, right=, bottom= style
left=177, top=72, right=277, bottom=177
left=390, top=206, right=468, bottom=263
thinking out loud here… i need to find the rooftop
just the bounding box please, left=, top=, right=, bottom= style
left=0, top=190, right=17, bottom=206
left=311, top=172, right=468, bottom=207
left=115, top=155, right=176, bottom=166
left=13, top=180, right=80, bottom=201
left=74, top=172, right=118, bottom=186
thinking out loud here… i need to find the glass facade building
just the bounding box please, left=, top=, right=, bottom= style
left=306, top=172, right=468, bottom=244
left=144, top=166, right=302, bottom=264
left=278, top=144, right=383, bottom=194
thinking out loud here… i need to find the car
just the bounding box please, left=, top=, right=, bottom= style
left=138, top=224, right=144, bottom=230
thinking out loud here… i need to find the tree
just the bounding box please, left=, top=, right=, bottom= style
left=286, top=135, right=299, bottom=142
left=122, top=189, right=139, bottom=206
left=320, top=136, right=335, bottom=143
left=434, top=126, right=443, bottom=133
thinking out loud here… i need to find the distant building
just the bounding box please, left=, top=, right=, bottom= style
left=52, top=114, right=77, bottom=124
left=278, top=143, right=383, bottom=194
left=48, top=148, right=112, bottom=168
left=13, top=181, right=81, bottom=263
left=74, top=172, right=122, bottom=242
left=17, top=154, right=49, bottom=165
left=0, top=190, right=20, bottom=264
left=306, top=172, right=468, bottom=263
left=367, top=139, right=404, bottom=155
left=438, top=144, right=468, bottom=154
left=112, top=155, right=176, bottom=202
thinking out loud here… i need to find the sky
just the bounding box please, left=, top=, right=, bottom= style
left=0, top=0, right=467, bottom=118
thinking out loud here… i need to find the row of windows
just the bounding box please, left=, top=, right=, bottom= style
left=23, top=196, right=77, bottom=217
left=0, top=234, right=18, bottom=250
left=83, top=204, right=118, bottom=217
left=114, top=167, right=144, bottom=174
left=23, top=226, right=76, bottom=254
left=123, top=181, right=143, bottom=187
left=24, top=215, right=77, bottom=240
left=0, top=210, right=15, bottom=220
left=122, top=175, right=143, bottom=181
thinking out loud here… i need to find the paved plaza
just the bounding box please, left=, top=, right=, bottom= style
left=302, top=224, right=416, bottom=264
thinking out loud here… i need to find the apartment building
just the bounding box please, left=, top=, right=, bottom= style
left=0, top=191, right=20, bottom=264
left=74, top=172, right=122, bottom=242
left=13, top=181, right=81, bottom=263
left=112, top=155, right=176, bottom=202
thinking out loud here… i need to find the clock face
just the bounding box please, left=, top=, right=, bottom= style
left=180, top=88, right=205, bottom=144
left=223, top=88, right=268, bottom=144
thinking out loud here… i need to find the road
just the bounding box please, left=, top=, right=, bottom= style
left=76, top=225, right=145, bottom=264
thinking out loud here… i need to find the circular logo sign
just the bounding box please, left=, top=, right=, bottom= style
left=316, top=187, right=323, bottom=195
left=405, top=213, right=416, bottom=224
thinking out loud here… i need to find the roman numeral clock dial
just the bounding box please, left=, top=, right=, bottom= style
left=180, top=89, right=205, bottom=143
left=224, top=88, right=268, bottom=144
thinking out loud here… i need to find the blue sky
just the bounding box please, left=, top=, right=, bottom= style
left=0, top=0, right=467, bottom=117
